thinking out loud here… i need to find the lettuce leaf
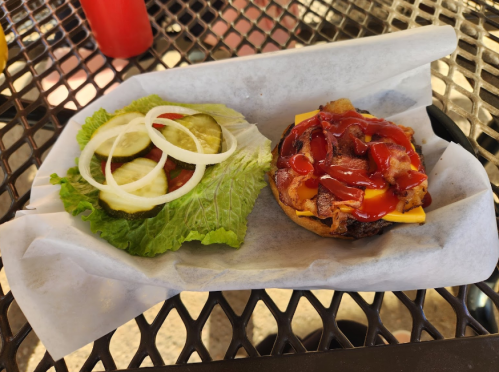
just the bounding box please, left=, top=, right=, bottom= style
left=50, top=95, right=271, bottom=257
left=76, top=109, right=113, bottom=151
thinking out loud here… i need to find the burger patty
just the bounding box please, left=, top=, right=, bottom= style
left=310, top=215, right=393, bottom=239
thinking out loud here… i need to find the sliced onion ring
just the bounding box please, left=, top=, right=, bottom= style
left=145, top=106, right=237, bottom=165
left=104, top=117, right=168, bottom=193
left=152, top=105, right=200, bottom=116
left=105, top=120, right=206, bottom=205
left=79, top=123, right=154, bottom=192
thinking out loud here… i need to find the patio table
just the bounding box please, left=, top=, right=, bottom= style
left=0, top=0, right=498, bottom=371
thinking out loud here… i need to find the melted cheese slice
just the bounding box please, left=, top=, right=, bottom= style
left=297, top=189, right=425, bottom=223
left=296, top=204, right=425, bottom=223
left=295, top=110, right=319, bottom=124
left=293, top=111, right=426, bottom=223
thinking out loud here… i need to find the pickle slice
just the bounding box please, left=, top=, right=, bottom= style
left=93, top=112, right=152, bottom=163
left=160, top=113, right=223, bottom=169
left=98, top=158, right=167, bottom=220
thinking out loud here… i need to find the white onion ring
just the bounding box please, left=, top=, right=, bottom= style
left=151, top=105, right=200, bottom=116
left=104, top=117, right=168, bottom=193
left=145, top=106, right=238, bottom=165
left=79, top=123, right=156, bottom=192
left=104, top=120, right=206, bottom=205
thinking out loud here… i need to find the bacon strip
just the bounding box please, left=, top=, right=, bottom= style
left=275, top=168, right=294, bottom=207
left=275, top=168, right=318, bottom=214
left=296, top=127, right=316, bottom=163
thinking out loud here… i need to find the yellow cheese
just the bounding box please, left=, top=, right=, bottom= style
left=382, top=206, right=425, bottom=223
left=297, top=183, right=318, bottom=200
left=295, top=110, right=319, bottom=125
left=364, top=186, right=388, bottom=199
left=296, top=205, right=425, bottom=223
left=296, top=210, right=315, bottom=217
left=339, top=205, right=354, bottom=213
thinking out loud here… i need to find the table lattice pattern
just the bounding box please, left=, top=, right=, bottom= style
left=0, top=0, right=498, bottom=371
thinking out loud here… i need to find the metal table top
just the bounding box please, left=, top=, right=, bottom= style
left=0, top=0, right=498, bottom=371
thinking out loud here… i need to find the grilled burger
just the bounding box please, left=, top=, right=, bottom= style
left=268, top=98, right=431, bottom=239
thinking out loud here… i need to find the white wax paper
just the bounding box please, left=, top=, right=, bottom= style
left=0, top=25, right=497, bottom=360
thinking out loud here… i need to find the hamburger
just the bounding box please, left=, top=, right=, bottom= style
left=268, top=98, right=431, bottom=239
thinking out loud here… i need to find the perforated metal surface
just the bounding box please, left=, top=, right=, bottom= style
left=1, top=265, right=499, bottom=371
left=0, top=0, right=498, bottom=371
left=1, top=0, right=499, bottom=222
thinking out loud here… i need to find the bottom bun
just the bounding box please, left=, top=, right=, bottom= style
left=267, top=166, right=353, bottom=239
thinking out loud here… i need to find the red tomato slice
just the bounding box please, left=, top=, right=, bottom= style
left=169, top=169, right=194, bottom=192
left=153, top=113, right=184, bottom=129
left=101, top=161, right=123, bottom=175
left=144, top=147, right=177, bottom=172
left=144, top=147, right=162, bottom=163
left=163, top=159, right=177, bottom=172
left=159, top=113, right=184, bottom=119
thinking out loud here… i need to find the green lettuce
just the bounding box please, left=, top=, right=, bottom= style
left=51, top=95, right=271, bottom=257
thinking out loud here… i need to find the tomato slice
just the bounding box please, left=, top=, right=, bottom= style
left=144, top=147, right=162, bottom=163
left=169, top=169, right=194, bottom=192
left=144, top=148, right=176, bottom=172
left=101, top=161, right=123, bottom=175
left=152, top=113, right=185, bottom=129
left=159, top=113, right=184, bottom=119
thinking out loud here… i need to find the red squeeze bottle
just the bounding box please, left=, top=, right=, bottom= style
left=80, top=0, right=153, bottom=59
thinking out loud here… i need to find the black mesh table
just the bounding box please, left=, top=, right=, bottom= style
left=0, top=0, right=499, bottom=371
